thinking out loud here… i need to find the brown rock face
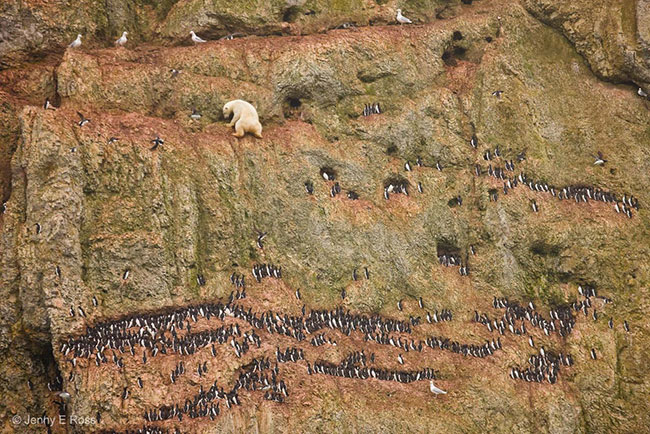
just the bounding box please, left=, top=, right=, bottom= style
left=1, top=1, right=649, bottom=433
left=522, top=0, right=650, bottom=91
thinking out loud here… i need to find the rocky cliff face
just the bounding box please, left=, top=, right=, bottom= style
left=1, top=1, right=649, bottom=433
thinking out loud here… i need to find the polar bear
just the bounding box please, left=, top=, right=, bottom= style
left=222, top=99, right=263, bottom=138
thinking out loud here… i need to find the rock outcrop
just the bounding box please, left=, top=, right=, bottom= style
left=1, top=1, right=649, bottom=433
left=523, top=0, right=650, bottom=91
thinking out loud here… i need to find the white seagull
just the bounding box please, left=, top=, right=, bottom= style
left=396, top=9, right=412, bottom=25
left=190, top=31, right=207, bottom=44
left=69, top=34, right=82, bottom=48
left=429, top=380, right=447, bottom=395
left=115, top=31, right=128, bottom=47
left=638, top=87, right=648, bottom=98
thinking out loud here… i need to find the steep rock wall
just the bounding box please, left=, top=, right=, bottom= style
left=0, top=1, right=649, bottom=433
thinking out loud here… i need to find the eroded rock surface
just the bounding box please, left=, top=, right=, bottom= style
left=1, top=1, right=649, bottom=433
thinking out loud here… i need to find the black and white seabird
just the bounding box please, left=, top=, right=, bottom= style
left=76, top=112, right=90, bottom=127
left=92, top=295, right=98, bottom=307
left=593, top=151, right=606, bottom=166
left=108, top=137, right=119, bottom=144
left=44, top=98, right=56, bottom=110
left=590, top=348, right=597, bottom=360
left=150, top=136, right=164, bottom=150
left=122, top=269, right=130, bottom=280
left=295, top=289, right=301, bottom=300
left=320, top=168, right=336, bottom=181
left=304, top=181, right=314, bottom=194
left=404, top=161, right=412, bottom=172
left=417, top=182, right=423, bottom=193
left=137, top=377, right=143, bottom=388
left=256, top=232, right=267, bottom=249
left=491, top=90, right=503, bottom=98
left=364, top=267, right=369, bottom=279
left=190, top=108, right=202, bottom=120
left=470, top=134, right=478, bottom=148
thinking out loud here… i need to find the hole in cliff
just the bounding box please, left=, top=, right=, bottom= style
left=609, top=168, right=616, bottom=175
left=461, top=0, right=473, bottom=4
left=485, top=36, right=493, bottom=43
left=442, top=46, right=469, bottom=66
left=283, top=6, right=302, bottom=23
left=442, top=50, right=457, bottom=67
left=386, top=145, right=398, bottom=155
left=530, top=240, right=562, bottom=257
left=283, top=96, right=305, bottom=119
left=383, top=175, right=409, bottom=191
left=436, top=240, right=460, bottom=257
left=452, top=31, right=463, bottom=41
left=454, top=46, right=467, bottom=57
left=26, top=339, right=62, bottom=391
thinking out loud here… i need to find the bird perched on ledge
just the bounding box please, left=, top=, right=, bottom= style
left=69, top=34, right=82, bottom=48
left=430, top=380, right=447, bottom=395
left=190, top=31, right=207, bottom=44
left=115, top=31, right=128, bottom=47
left=396, top=9, right=413, bottom=24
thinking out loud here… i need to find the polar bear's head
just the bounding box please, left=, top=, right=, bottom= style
left=222, top=102, right=234, bottom=119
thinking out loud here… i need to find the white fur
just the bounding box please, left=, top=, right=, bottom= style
left=223, top=100, right=263, bottom=139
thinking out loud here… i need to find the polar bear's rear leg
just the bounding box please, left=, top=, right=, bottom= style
left=233, top=120, right=246, bottom=138
left=252, top=123, right=263, bottom=139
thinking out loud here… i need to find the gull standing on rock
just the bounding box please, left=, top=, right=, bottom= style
left=69, top=34, right=82, bottom=48
left=430, top=380, right=447, bottom=395
left=115, top=31, right=128, bottom=47
left=396, top=9, right=412, bottom=25
left=190, top=31, right=207, bottom=44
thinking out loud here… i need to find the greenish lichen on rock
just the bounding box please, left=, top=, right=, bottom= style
left=0, top=1, right=649, bottom=433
